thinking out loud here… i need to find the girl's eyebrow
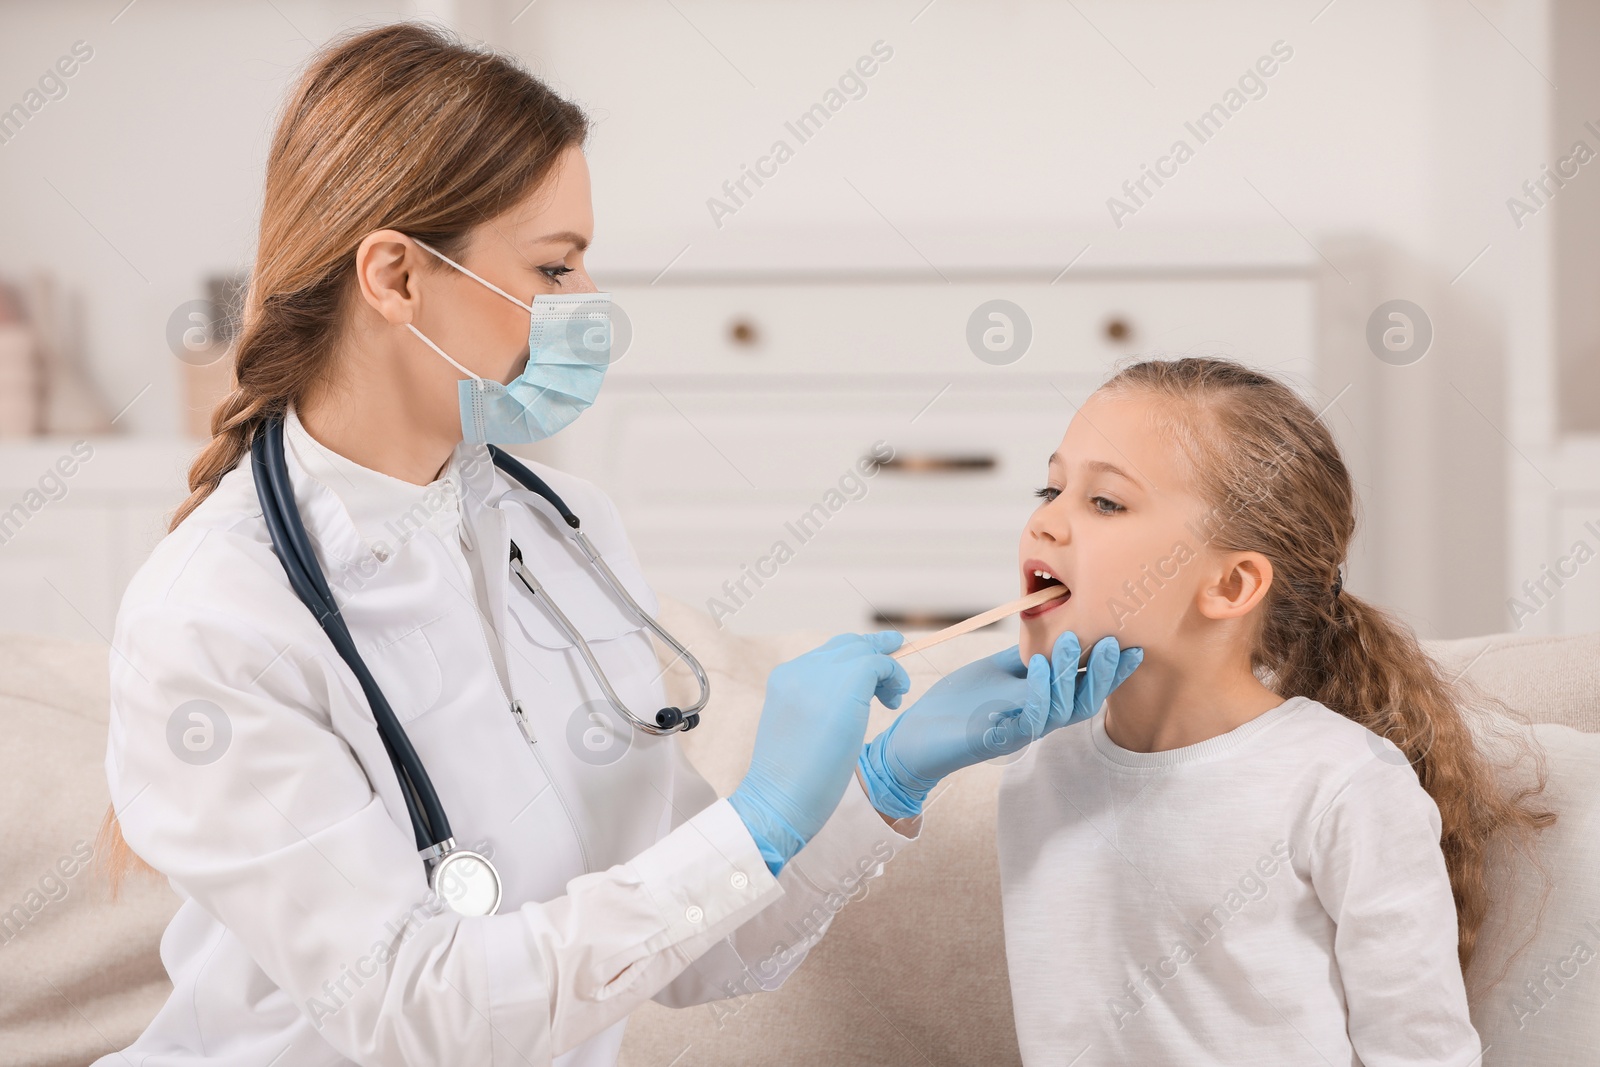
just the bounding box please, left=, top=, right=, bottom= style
left=1048, top=452, right=1144, bottom=489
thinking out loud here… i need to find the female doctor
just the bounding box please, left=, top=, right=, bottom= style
left=96, top=22, right=1140, bottom=1067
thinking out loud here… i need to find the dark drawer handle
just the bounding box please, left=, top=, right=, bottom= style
left=873, top=610, right=992, bottom=630
left=873, top=454, right=997, bottom=474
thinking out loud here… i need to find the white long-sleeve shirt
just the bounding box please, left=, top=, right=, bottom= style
left=997, top=694, right=1481, bottom=1066
left=98, top=407, right=916, bottom=1066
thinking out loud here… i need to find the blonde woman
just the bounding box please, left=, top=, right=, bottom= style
left=96, top=22, right=1132, bottom=1067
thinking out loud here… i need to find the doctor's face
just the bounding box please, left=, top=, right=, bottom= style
left=406, top=142, right=597, bottom=427
left=1017, top=390, right=1220, bottom=665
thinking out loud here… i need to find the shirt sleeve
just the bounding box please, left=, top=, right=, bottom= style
left=649, top=745, right=920, bottom=1010
left=1307, top=753, right=1483, bottom=1067
left=107, top=575, right=789, bottom=1066
left=584, top=481, right=921, bottom=1009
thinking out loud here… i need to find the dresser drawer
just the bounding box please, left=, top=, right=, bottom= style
left=563, top=384, right=1080, bottom=508
left=652, top=558, right=1034, bottom=638
left=0, top=439, right=194, bottom=640
left=603, top=277, right=1315, bottom=380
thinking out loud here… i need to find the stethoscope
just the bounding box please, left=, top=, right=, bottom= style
left=249, top=414, right=710, bottom=917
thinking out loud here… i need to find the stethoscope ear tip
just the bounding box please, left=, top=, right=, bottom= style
left=653, top=707, right=701, bottom=732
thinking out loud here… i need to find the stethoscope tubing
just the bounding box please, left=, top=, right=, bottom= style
left=249, top=415, right=714, bottom=880
left=251, top=417, right=453, bottom=853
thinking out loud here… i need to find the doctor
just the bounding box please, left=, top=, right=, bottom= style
left=97, top=22, right=1139, bottom=1067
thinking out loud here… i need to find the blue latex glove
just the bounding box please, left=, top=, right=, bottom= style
left=858, top=630, right=1143, bottom=819
left=729, top=631, right=911, bottom=875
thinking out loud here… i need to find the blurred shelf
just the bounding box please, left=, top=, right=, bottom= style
left=0, top=437, right=199, bottom=493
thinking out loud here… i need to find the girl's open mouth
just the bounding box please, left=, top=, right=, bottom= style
left=1020, top=558, right=1071, bottom=618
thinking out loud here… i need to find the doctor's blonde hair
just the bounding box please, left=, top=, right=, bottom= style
left=1098, top=356, right=1555, bottom=977
left=98, top=20, right=589, bottom=893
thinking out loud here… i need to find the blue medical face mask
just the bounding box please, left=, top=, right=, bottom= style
left=404, top=237, right=611, bottom=445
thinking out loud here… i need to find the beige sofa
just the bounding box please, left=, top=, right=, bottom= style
left=2, top=602, right=1596, bottom=1067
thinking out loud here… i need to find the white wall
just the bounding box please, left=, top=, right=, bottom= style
left=521, top=1, right=1509, bottom=275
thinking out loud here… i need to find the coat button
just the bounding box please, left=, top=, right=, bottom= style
left=684, top=905, right=704, bottom=924
left=730, top=872, right=748, bottom=889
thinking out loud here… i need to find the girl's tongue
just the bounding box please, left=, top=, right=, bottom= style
left=1021, top=561, right=1071, bottom=618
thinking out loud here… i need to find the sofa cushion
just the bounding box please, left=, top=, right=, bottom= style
left=1463, top=722, right=1600, bottom=1064
left=0, top=635, right=182, bottom=1067
left=1422, top=629, right=1600, bottom=732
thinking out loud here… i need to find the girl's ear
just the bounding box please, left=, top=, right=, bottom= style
left=1198, top=552, right=1274, bottom=620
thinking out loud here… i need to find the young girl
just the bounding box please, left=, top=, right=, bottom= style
left=1000, top=356, right=1554, bottom=1065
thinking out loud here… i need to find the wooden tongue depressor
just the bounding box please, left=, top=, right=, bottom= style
left=890, top=586, right=1069, bottom=661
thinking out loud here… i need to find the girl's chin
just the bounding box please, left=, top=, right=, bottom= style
left=1021, top=618, right=1102, bottom=668
left=1019, top=619, right=1064, bottom=664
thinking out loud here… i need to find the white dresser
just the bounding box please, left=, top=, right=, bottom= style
left=531, top=272, right=1319, bottom=635
left=0, top=438, right=195, bottom=642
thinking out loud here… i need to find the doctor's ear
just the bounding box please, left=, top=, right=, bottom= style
left=351, top=229, right=440, bottom=325
left=1197, top=551, right=1273, bottom=621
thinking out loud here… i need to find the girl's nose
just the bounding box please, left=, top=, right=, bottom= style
left=1027, top=499, right=1070, bottom=544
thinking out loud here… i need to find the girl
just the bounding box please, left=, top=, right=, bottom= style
left=999, top=356, right=1554, bottom=1065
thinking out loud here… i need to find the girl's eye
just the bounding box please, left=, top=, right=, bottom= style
left=1032, top=486, right=1124, bottom=514
left=540, top=265, right=574, bottom=284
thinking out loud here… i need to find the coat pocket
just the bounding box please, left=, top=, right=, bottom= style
left=368, top=622, right=445, bottom=724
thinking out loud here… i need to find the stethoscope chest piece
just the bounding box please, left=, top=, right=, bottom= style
left=429, top=848, right=502, bottom=917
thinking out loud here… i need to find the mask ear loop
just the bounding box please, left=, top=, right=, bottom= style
left=410, top=236, right=534, bottom=314
left=405, top=235, right=538, bottom=385
left=404, top=322, right=484, bottom=381
left=404, top=234, right=572, bottom=421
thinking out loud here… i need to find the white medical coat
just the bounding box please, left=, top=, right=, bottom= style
left=97, top=407, right=916, bottom=1066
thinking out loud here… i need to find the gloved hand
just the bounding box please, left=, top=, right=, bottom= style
left=729, top=631, right=911, bottom=875
left=857, top=630, right=1143, bottom=819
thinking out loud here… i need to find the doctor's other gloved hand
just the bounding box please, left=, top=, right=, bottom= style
left=728, top=631, right=910, bottom=876
left=857, top=630, right=1142, bottom=820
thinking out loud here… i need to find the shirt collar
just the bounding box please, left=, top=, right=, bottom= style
left=283, top=404, right=467, bottom=561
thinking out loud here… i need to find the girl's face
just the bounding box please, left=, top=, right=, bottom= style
left=1017, top=389, right=1222, bottom=664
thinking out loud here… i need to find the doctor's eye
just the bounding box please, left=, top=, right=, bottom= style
left=539, top=264, right=574, bottom=284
